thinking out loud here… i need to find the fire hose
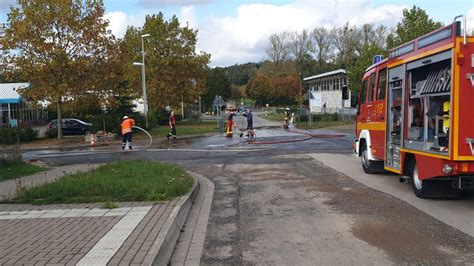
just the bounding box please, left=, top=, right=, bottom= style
left=247, top=128, right=344, bottom=145
left=132, top=126, right=153, bottom=150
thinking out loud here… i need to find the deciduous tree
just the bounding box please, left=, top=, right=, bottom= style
left=311, top=27, right=332, bottom=65
left=1, top=0, right=116, bottom=138
left=123, top=13, right=210, bottom=111
left=203, top=67, right=231, bottom=110
left=387, top=6, right=442, bottom=49
left=265, top=32, right=289, bottom=72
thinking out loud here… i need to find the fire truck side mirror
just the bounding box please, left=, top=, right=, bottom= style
left=342, top=85, right=349, bottom=100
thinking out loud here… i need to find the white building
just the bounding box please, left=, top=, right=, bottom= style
left=303, top=69, right=351, bottom=114
left=0, top=83, right=45, bottom=127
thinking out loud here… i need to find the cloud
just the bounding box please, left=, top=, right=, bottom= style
left=0, top=0, right=16, bottom=10
left=138, top=0, right=212, bottom=7
left=467, top=8, right=474, bottom=33
left=105, top=0, right=408, bottom=66
left=179, top=5, right=197, bottom=28
left=198, top=0, right=407, bottom=66
left=105, top=11, right=144, bottom=38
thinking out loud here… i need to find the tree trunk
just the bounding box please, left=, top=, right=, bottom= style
left=57, top=100, right=63, bottom=139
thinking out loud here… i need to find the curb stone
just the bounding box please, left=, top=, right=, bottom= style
left=143, top=172, right=200, bottom=265
left=21, top=132, right=218, bottom=152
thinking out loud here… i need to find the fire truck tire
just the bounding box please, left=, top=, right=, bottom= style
left=408, top=160, right=460, bottom=199
left=409, top=161, right=430, bottom=198
left=360, top=142, right=380, bottom=174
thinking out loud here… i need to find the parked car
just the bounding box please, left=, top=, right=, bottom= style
left=47, top=118, right=92, bottom=136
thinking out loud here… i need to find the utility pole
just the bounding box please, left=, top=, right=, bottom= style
left=133, top=33, right=150, bottom=128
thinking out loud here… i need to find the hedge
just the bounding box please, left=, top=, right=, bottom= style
left=0, top=128, right=38, bottom=145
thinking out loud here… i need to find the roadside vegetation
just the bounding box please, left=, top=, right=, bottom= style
left=260, top=112, right=354, bottom=130
left=0, top=160, right=47, bottom=182
left=11, top=160, right=193, bottom=205
left=149, top=121, right=219, bottom=137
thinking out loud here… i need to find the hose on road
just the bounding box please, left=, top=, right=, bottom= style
left=248, top=128, right=345, bottom=145
left=132, top=126, right=153, bottom=150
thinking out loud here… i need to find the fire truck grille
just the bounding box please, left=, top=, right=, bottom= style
left=452, top=176, right=474, bottom=190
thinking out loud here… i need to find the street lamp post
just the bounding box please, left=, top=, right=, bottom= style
left=133, top=33, right=151, bottom=128
left=299, top=72, right=302, bottom=108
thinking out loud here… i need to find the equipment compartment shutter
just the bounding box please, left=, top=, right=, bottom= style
left=406, top=50, right=452, bottom=70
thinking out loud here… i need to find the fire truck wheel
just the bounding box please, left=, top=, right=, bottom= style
left=360, top=142, right=377, bottom=174
left=408, top=160, right=460, bottom=198
left=409, top=160, right=438, bottom=199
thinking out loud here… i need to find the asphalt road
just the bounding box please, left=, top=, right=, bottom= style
left=25, top=118, right=474, bottom=264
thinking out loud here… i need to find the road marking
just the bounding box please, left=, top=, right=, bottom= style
left=77, top=206, right=152, bottom=265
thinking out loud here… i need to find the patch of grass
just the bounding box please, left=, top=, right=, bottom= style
left=0, top=161, right=47, bottom=182
left=103, top=201, right=119, bottom=209
left=260, top=112, right=354, bottom=129
left=259, top=112, right=285, bottom=122
left=11, top=160, right=194, bottom=205
left=149, top=121, right=219, bottom=137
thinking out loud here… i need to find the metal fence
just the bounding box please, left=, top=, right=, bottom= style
left=337, top=108, right=357, bottom=121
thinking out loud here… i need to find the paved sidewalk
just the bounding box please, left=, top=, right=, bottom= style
left=0, top=201, right=178, bottom=265
left=0, top=172, right=204, bottom=265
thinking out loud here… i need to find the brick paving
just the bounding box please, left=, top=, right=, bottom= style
left=0, top=200, right=179, bottom=265
left=109, top=198, right=179, bottom=265
left=170, top=173, right=214, bottom=266
left=0, top=216, right=120, bottom=265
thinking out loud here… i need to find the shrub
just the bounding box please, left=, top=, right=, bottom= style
left=0, top=127, right=38, bottom=144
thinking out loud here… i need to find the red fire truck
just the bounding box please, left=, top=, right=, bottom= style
left=354, top=15, right=474, bottom=198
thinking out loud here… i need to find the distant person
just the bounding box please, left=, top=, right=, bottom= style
left=226, top=110, right=235, bottom=137
left=240, top=109, right=253, bottom=137
left=167, top=110, right=177, bottom=140
left=244, top=109, right=253, bottom=130
left=121, top=116, right=135, bottom=150
left=284, top=108, right=290, bottom=129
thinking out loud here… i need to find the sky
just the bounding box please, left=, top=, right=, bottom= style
left=1, top=0, right=474, bottom=67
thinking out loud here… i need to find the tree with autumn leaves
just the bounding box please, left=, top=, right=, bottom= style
left=1, top=0, right=118, bottom=138
left=122, top=13, right=210, bottom=111
left=1, top=1, right=210, bottom=138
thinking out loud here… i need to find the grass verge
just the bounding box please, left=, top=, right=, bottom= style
left=0, top=161, right=47, bottom=182
left=149, top=121, right=219, bottom=137
left=259, top=113, right=354, bottom=129
left=258, top=112, right=284, bottom=122
left=11, top=160, right=194, bottom=205
left=294, top=120, right=355, bottom=130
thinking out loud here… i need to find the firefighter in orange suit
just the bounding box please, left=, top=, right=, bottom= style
left=226, top=111, right=235, bottom=137
left=121, top=116, right=135, bottom=150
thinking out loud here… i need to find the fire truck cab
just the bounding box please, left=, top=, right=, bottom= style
left=354, top=15, right=474, bottom=198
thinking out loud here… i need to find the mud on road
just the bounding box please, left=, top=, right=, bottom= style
left=190, top=154, right=474, bottom=265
